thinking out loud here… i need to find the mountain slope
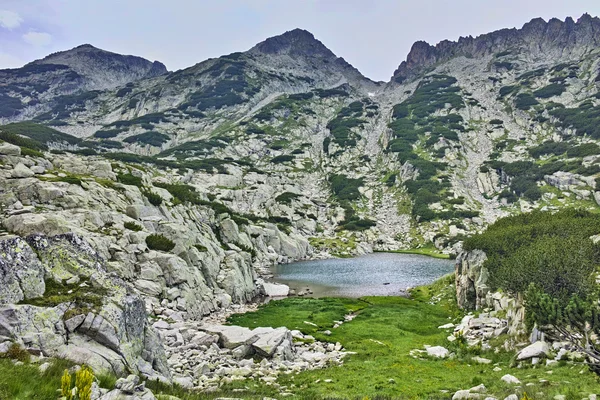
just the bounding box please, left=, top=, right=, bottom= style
left=31, top=44, right=168, bottom=89
left=0, top=44, right=167, bottom=122
left=1, top=15, right=599, bottom=254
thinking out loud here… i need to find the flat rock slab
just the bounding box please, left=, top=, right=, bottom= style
left=517, top=341, right=550, bottom=360
left=261, top=282, right=290, bottom=297
left=252, top=327, right=289, bottom=357
left=200, top=325, right=259, bottom=349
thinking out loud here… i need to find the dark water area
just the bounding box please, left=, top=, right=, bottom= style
left=271, top=252, right=455, bottom=297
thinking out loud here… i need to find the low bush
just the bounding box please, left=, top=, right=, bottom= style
left=123, top=221, right=143, bottom=231
left=275, top=192, right=301, bottom=204
left=463, top=209, right=600, bottom=303
left=123, top=131, right=169, bottom=147
left=533, top=83, right=566, bottom=98
left=116, top=173, right=143, bottom=187
left=146, top=234, right=175, bottom=252
left=143, top=190, right=163, bottom=206
left=271, top=155, right=294, bottom=164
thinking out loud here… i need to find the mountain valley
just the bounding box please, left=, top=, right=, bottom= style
left=1, top=13, right=600, bottom=400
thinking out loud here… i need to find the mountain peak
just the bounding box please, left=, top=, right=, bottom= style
left=19, top=44, right=167, bottom=91
left=249, top=28, right=336, bottom=59
left=392, top=13, right=600, bottom=83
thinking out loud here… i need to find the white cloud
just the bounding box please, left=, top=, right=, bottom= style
left=23, top=31, right=52, bottom=47
left=0, top=10, right=23, bottom=29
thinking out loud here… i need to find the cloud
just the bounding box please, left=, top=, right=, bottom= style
left=23, top=31, right=52, bottom=47
left=0, top=9, right=23, bottom=29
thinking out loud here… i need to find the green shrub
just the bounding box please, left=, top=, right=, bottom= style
left=341, top=218, right=377, bottom=231
left=518, top=68, right=546, bottom=82
left=329, top=174, right=363, bottom=201
left=464, top=209, right=600, bottom=303
left=116, top=173, right=143, bottom=187
left=566, top=143, right=600, bottom=158
left=271, top=155, right=294, bottom=164
left=384, top=174, right=397, bottom=187
left=499, top=85, right=518, bottom=97
left=533, top=83, right=566, bottom=98
left=0, top=343, right=31, bottom=363
left=1, top=122, right=80, bottom=145
left=123, top=131, right=169, bottom=147
left=326, top=102, right=365, bottom=148
left=94, top=129, right=124, bottom=139
left=20, top=147, right=45, bottom=157
left=146, top=234, right=175, bottom=252
left=528, top=141, right=568, bottom=157
left=514, top=93, right=539, bottom=110
left=20, top=278, right=106, bottom=310
left=494, top=61, right=514, bottom=70
left=313, top=86, right=349, bottom=98
left=0, top=130, right=46, bottom=151
left=0, top=94, right=24, bottom=117
left=275, top=192, right=301, bottom=204
left=124, top=221, right=143, bottom=231
left=57, top=176, right=83, bottom=186
left=549, top=100, right=600, bottom=139
left=143, top=190, right=163, bottom=206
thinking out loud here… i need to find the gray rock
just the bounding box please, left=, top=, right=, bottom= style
left=517, top=341, right=550, bottom=360
left=115, top=375, right=140, bottom=394
left=64, top=314, right=86, bottom=332
left=0, top=237, right=46, bottom=304
left=252, top=327, right=290, bottom=357
left=0, top=142, right=21, bottom=156
left=11, top=163, right=34, bottom=179
left=201, top=325, right=259, bottom=349
left=258, top=281, right=290, bottom=297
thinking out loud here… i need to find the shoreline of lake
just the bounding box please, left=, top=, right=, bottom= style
left=270, top=252, right=455, bottom=298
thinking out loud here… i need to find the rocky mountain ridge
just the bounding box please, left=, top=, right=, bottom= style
left=0, top=44, right=167, bottom=121
left=392, top=13, right=600, bottom=82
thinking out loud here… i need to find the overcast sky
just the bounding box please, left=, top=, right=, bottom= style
left=1, top=0, right=599, bottom=81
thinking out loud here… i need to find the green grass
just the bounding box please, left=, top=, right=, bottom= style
left=0, top=358, right=75, bottom=399
left=222, top=281, right=600, bottom=399
left=378, top=247, right=450, bottom=259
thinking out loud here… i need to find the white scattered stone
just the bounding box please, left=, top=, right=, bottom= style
left=425, top=345, right=450, bottom=358
left=501, top=374, right=521, bottom=384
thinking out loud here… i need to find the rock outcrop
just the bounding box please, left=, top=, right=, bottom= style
left=455, top=250, right=525, bottom=337
left=0, top=233, right=170, bottom=380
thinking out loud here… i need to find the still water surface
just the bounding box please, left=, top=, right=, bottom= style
left=271, top=252, right=454, bottom=297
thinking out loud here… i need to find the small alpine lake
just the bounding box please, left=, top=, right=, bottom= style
left=271, top=252, right=455, bottom=297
